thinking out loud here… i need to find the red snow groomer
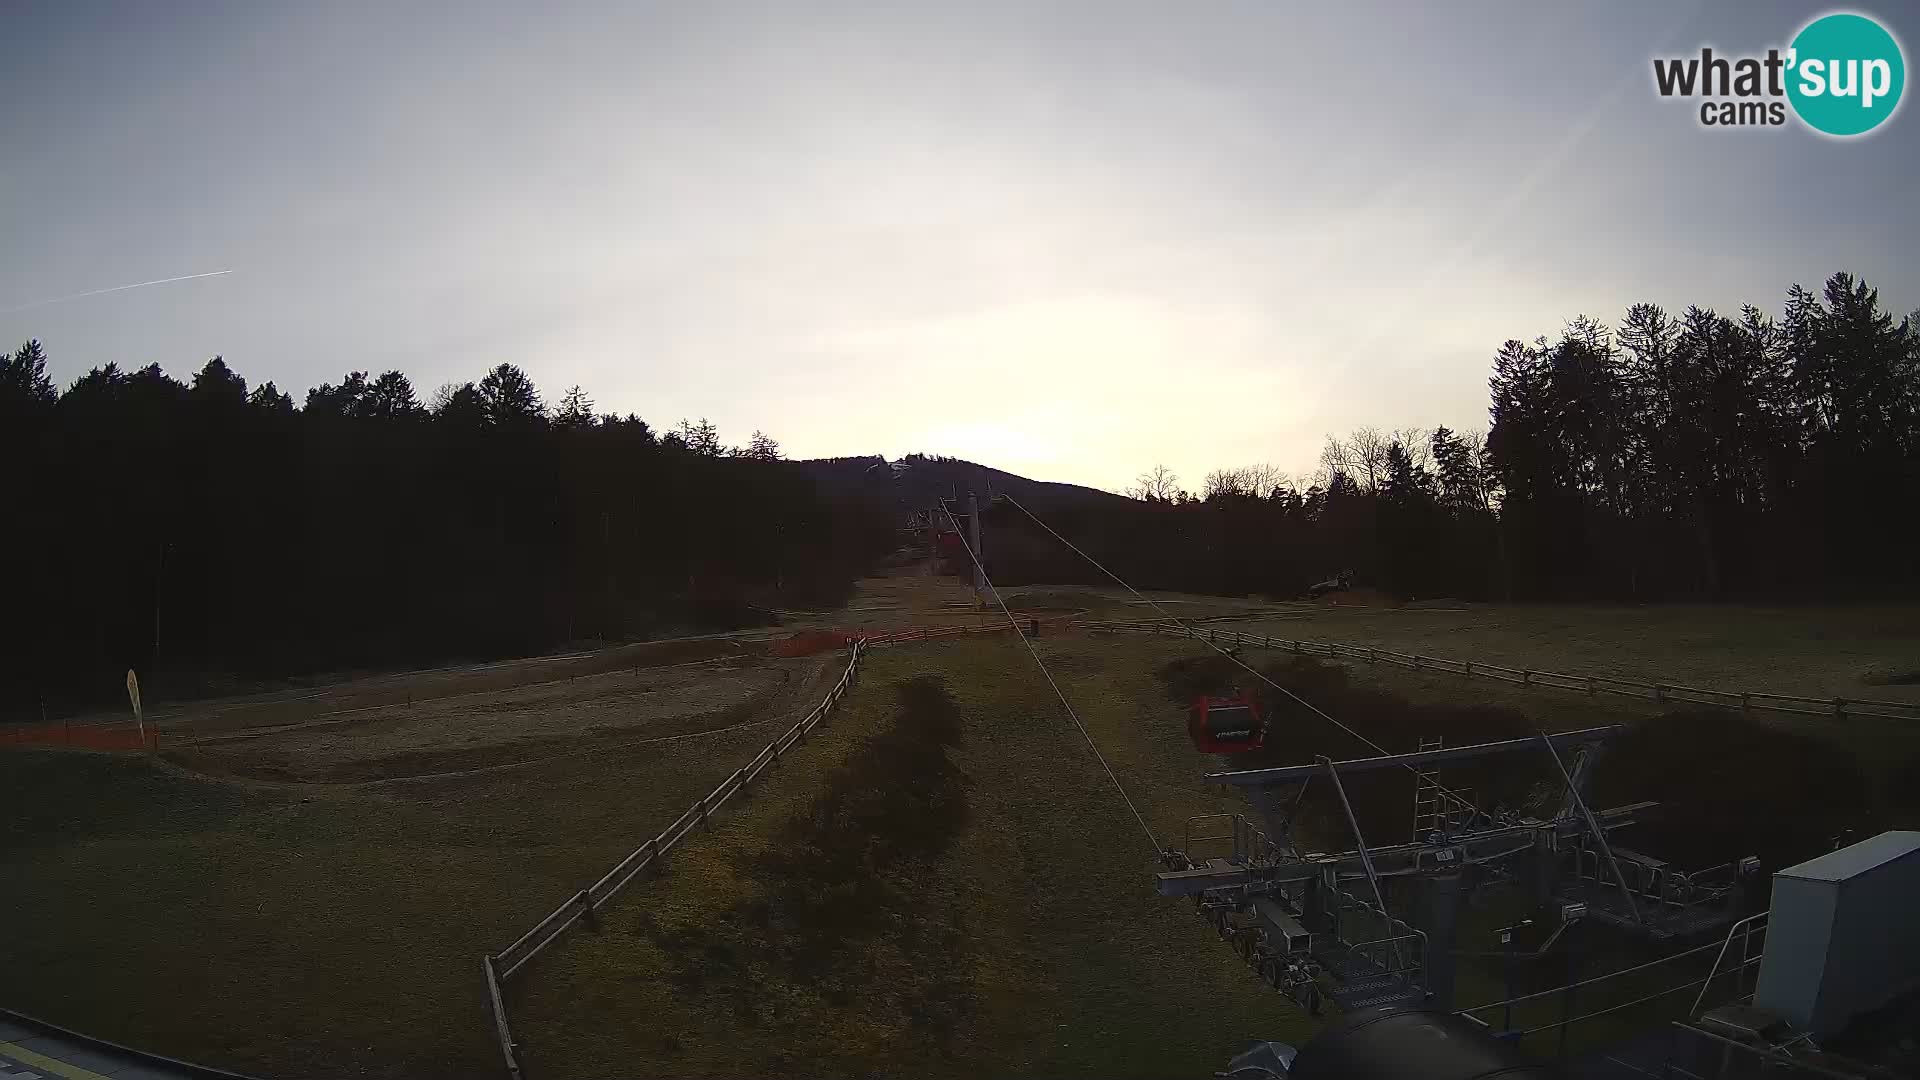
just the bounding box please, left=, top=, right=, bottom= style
left=1188, top=691, right=1266, bottom=754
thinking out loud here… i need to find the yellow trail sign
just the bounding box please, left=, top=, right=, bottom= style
left=126, top=669, right=145, bottom=747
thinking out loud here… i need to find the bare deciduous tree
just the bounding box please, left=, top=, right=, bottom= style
left=427, top=381, right=462, bottom=415
left=1393, top=427, right=1433, bottom=473
left=1319, top=427, right=1391, bottom=491
left=1202, top=468, right=1249, bottom=500
left=1243, top=462, right=1290, bottom=498
left=1128, top=464, right=1183, bottom=502
left=1203, top=462, right=1291, bottom=500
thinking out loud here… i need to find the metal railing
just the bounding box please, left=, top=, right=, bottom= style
left=1559, top=838, right=1744, bottom=912
left=1086, top=621, right=1920, bottom=722
left=0, top=1006, right=266, bottom=1080
left=1458, top=913, right=1770, bottom=1060
left=1664, top=1021, right=1865, bottom=1080
left=481, top=639, right=870, bottom=1077
left=1328, top=884, right=1428, bottom=974
left=1182, top=812, right=1285, bottom=867
left=1690, top=912, right=1769, bottom=1015
left=1341, top=931, right=1428, bottom=981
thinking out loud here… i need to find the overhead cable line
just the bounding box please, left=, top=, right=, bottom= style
left=1002, top=493, right=1478, bottom=816
left=938, top=500, right=1163, bottom=854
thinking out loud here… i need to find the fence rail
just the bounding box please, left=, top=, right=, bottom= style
left=481, top=638, right=870, bottom=1077
left=0, top=720, right=156, bottom=751
left=1085, top=621, right=1920, bottom=723
left=787, top=615, right=1080, bottom=655
left=490, top=638, right=870, bottom=980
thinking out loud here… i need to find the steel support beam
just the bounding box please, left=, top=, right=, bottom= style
left=1538, top=732, right=1642, bottom=926
left=1153, top=807, right=1654, bottom=897
left=1206, top=726, right=1625, bottom=787
left=1420, top=870, right=1466, bottom=1010
left=1318, top=754, right=1403, bottom=974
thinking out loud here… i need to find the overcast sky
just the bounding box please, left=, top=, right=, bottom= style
left=3, top=1, right=1915, bottom=491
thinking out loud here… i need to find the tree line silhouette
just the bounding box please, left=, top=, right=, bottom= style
left=5, top=270, right=1911, bottom=717
left=0, top=352, right=891, bottom=719
left=989, top=272, right=1919, bottom=603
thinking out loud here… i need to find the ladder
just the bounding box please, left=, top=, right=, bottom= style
left=1411, top=738, right=1471, bottom=837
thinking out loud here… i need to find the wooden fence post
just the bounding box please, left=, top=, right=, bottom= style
left=483, top=955, right=526, bottom=1080
left=1522, top=670, right=1532, bottom=687
left=1586, top=677, right=1596, bottom=697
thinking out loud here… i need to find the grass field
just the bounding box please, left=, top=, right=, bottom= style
left=1208, top=601, right=1920, bottom=820
left=0, top=653, right=839, bottom=1079
left=172, top=657, right=813, bottom=784
left=510, top=634, right=1317, bottom=1079
left=5, top=581, right=1920, bottom=1078
left=1210, top=600, right=1920, bottom=705
left=504, top=617, right=1918, bottom=1077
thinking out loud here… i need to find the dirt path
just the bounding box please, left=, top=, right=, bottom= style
left=170, top=654, right=832, bottom=784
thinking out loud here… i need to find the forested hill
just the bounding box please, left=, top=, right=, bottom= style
left=799, top=453, right=1129, bottom=511
left=985, top=272, right=1920, bottom=605
left=0, top=357, right=894, bottom=720
left=3, top=270, right=1912, bottom=717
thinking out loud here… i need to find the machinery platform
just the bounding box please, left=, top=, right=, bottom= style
left=1316, top=947, right=1426, bottom=1011
left=1555, top=882, right=1745, bottom=940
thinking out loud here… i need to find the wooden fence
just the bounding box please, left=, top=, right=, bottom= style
left=481, top=639, right=869, bottom=1079
left=774, top=615, right=1078, bottom=656
left=1087, top=621, right=1920, bottom=723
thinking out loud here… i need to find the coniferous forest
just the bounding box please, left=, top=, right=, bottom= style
left=989, top=273, right=1920, bottom=604
left=0, top=356, right=893, bottom=719
left=4, top=271, right=1915, bottom=718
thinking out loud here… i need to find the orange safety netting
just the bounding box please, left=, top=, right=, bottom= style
left=0, top=721, right=156, bottom=752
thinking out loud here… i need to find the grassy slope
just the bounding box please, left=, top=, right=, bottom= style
left=513, top=636, right=1314, bottom=1079
left=0, top=713, right=809, bottom=1080
left=1214, top=607, right=1920, bottom=808
left=9, top=599, right=1917, bottom=1078
left=1220, top=603, right=1920, bottom=704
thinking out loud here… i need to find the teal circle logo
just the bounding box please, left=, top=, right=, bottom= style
left=1787, top=13, right=1905, bottom=136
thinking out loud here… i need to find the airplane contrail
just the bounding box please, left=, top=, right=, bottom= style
left=1, top=269, right=235, bottom=315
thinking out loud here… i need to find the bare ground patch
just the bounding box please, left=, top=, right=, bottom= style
left=146, top=636, right=762, bottom=737
left=173, top=658, right=818, bottom=783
